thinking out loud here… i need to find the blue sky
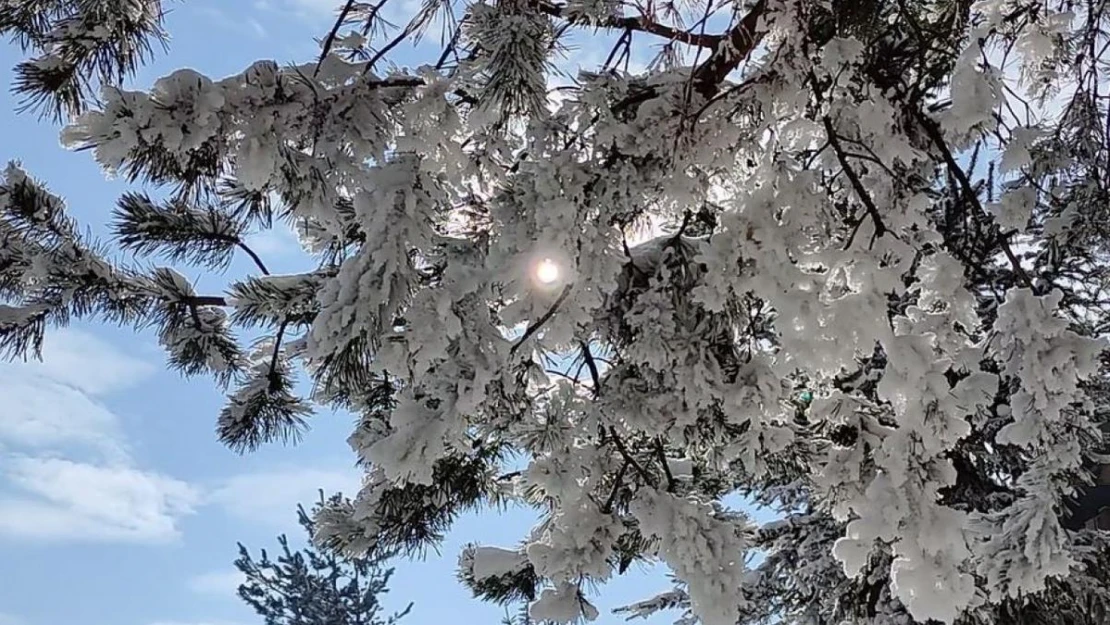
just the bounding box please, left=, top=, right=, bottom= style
left=0, top=2, right=694, bottom=625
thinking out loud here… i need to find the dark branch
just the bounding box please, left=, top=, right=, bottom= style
left=608, top=426, right=656, bottom=486
left=822, top=116, right=888, bottom=245
left=267, top=319, right=289, bottom=391
left=535, top=1, right=725, bottom=48
left=578, top=339, right=602, bottom=398
left=314, top=0, right=359, bottom=76
left=235, top=241, right=271, bottom=275
left=670, top=210, right=693, bottom=245
left=601, top=460, right=629, bottom=513
left=654, top=438, right=676, bottom=492
left=913, top=109, right=1037, bottom=293
left=691, top=0, right=768, bottom=96
left=365, top=76, right=426, bottom=88
left=509, top=284, right=573, bottom=355
left=187, top=295, right=230, bottom=307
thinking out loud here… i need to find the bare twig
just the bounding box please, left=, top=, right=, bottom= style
left=578, top=339, right=602, bottom=398
left=509, top=284, right=573, bottom=355
left=266, top=319, right=289, bottom=390
left=434, top=23, right=463, bottom=70
left=913, top=109, right=1037, bottom=292
left=602, top=460, right=630, bottom=513
left=822, top=116, right=888, bottom=246
left=186, top=295, right=229, bottom=307
left=608, top=426, right=656, bottom=486
left=364, top=22, right=419, bottom=75
left=314, top=0, right=360, bottom=77
left=534, top=1, right=725, bottom=48
left=235, top=241, right=270, bottom=275
left=654, top=438, right=676, bottom=492
left=671, top=210, right=693, bottom=244
left=691, top=0, right=769, bottom=96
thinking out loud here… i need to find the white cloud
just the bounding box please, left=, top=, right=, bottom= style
left=0, top=329, right=200, bottom=544
left=0, top=376, right=126, bottom=458
left=0, top=457, right=201, bottom=543
left=243, top=225, right=302, bottom=258
left=0, top=328, right=365, bottom=543
left=193, top=5, right=268, bottom=39
left=0, top=613, right=24, bottom=625
left=281, top=0, right=422, bottom=29
left=8, top=327, right=153, bottom=396
left=209, top=467, right=362, bottom=528
left=285, top=0, right=338, bottom=13
left=276, top=0, right=348, bottom=21
left=0, top=329, right=153, bottom=459
left=247, top=18, right=268, bottom=38
left=188, top=569, right=247, bottom=596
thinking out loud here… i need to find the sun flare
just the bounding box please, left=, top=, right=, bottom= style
left=534, top=258, right=561, bottom=285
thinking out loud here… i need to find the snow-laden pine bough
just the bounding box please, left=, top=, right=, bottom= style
left=5, top=1, right=1110, bottom=624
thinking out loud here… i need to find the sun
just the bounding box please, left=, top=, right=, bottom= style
left=534, top=258, right=561, bottom=285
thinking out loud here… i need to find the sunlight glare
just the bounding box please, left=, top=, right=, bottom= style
left=534, top=258, right=561, bottom=285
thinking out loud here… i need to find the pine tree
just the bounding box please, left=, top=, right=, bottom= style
left=235, top=492, right=413, bottom=625
left=5, top=0, right=1110, bottom=624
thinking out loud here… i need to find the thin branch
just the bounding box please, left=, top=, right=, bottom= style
left=822, top=116, right=888, bottom=245
left=434, top=23, right=463, bottom=70
left=608, top=426, right=656, bottom=486
left=266, top=320, right=289, bottom=391
left=363, top=17, right=421, bottom=75
left=185, top=300, right=203, bottom=329
left=578, top=339, right=601, bottom=398
left=509, top=284, right=573, bottom=355
left=314, top=0, right=360, bottom=77
left=841, top=214, right=869, bottom=252
left=236, top=241, right=271, bottom=275
left=691, top=0, right=768, bottom=96
left=913, top=109, right=1037, bottom=292
left=675, top=0, right=717, bottom=146
left=178, top=293, right=229, bottom=329
left=354, top=73, right=476, bottom=104
left=534, top=1, right=724, bottom=48
left=601, top=460, right=629, bottom=513
left=654, top=438, right=676, bottom=492
left=186, top=295, right=230, bottom=307
left=670, top=210, right=693, bottom=245
left=604, top=14, right=720, bottom=48
left=603, top=28, right=634, bottom=70
left=365, top=76, right=426, bottom=88
left=690, top=70, right=773, bottom=126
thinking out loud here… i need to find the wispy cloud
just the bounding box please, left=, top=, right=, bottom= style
left=247, top=18, right=268, bottom=38
left=0, top=457, right=200, bottom=543
left=188, top=569, right=248, bottom=597
left=279, top=0, right=424, bottom=31
left=284, top=0, right=340, bottom=14
left=209, top=466, right=361, bottom=529
left=0, top=375, right=127, bottom=458
left=149, top=620, right=251, bottom=625
left=0, top=329, right=199, bottom=543
left=0, top=329, right=370, bottom=544
left=20, top=328, right=154, bottom=396
left=0, top=613, right=24, bottom=625
left=0, top=328, right=156, bottom=460
left=243, top=225, right=302, bottom=258
left=193, top=4, right=268, bottom=39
